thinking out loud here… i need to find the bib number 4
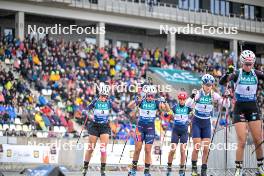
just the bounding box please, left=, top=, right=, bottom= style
left=246, top=86, right=250, bottom=91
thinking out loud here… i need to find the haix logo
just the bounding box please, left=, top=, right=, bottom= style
left=142, top=103, right=155, bottom=109
left=176, top=108, right=188, bottom=114
left=240, top=76, right=256, bottom=83
left=97, top=103, right=108, bottom=108
left=200, top=97, right=211, bottom=103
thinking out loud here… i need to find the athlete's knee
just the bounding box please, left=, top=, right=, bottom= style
left=100, top=143, right=107, bottom=157
left=87, top=143, right=95, bottom=153
left=193, top=143, right=201, bottom=151
left=134, top=147, right=142, bottom=155
left=237, top=140, right=246, bottom=148
left=145, top=147, right=152, bottom=154
left=169, top=149, right=176, bottom=156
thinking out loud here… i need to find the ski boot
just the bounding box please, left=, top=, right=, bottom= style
left=191, top=167, right=198, bottom=176
left=234, top=168, right=245, bottom=176
left=81, top=166, right=88, bottom=176
left=144, top=172, right=151, bottom=176
left=166, top=171, right=172, bottom=176
left=201, top=168, right=207, bottom=176
left=128, top=169, right=136, bottom=176
left=166, top=169, right=172, bottom=176
left=101, top=171, right=106, bottom=176
left=179, top=169, right=185, bottom=176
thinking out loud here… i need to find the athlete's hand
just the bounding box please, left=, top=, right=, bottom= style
left=226, top=65, right=234, bottom=75
left=223, top=90, right=231, bottom=97
left=118, top=110, right=124, bottom=115
left=158, top=96, right=166, bottom=103
left=186, top=119, right=192, bottom=126
left=191, top=89, right=198, bottom=99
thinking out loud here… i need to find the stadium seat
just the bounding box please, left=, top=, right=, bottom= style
left=0, top=124, right=2, bottom=131
left=14, top=118, right=23, bottom=125
left=59, top=126, right=67, bottom=133
left=4, top=58, right=11, bottom=65
left=9, top=124, right=16, bottom=131
left=15, top=125, right=23, bottom=131
left=42, top=132, right=49, bottom=138
left=3, top=124, right=9, bottom=131
left=36, top=131, right=43, bottom=138
left=53, top=126, right=60, bottom=133
left=22, top=125, right=31, bottom=132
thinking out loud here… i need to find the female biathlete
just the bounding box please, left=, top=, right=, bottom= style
left=166, top=91, right=193, bottom=176
left=186, top=74, right=230, bottom=176
left=127, top=85, right=169, bottom=176
left=220, top=50, right=264, bottom=176
left=82, top=85, right=122, bottom=176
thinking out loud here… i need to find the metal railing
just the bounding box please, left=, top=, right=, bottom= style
left=24, top=0, right=264, bottom=34
left=208, top=124, right=262, bottom=169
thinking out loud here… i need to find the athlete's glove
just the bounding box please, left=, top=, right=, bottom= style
left=118, top=110, right=124, bottom=116
left=158, top=96, right=166, bottom=103
left=185, top=120, right=191, bottom=126
left=226, top=65, right=234, bottom=75
left=223, top=89, right=231, bottom=97
left=190, top=89, right=198, bottom=99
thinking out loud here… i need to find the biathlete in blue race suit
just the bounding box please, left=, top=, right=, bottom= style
left=82, top=84, right=123, bottom=176
left=128, top=85, right=169, bottom=176
left=166, top=91, right=193, bottom=176
left=186, top=74, right=230, bottom=176
left=220, top=50, right=264, bottom=176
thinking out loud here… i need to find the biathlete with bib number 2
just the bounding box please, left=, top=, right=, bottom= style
left=220, top=50, right=264, bottom=176
left=186, top=74, right=231, bottom=176
left=127, top=85, right=170, bottom=176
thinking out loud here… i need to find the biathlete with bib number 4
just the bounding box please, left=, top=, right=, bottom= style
left=127, top=85, right=170, bottom=176
left=186, top=74, right=231, bottom=176
left=220, top=50, right=264, bottom=176
left=82, top=85, right=123, bottom=176
left=165, top=91, right=193, bottom=176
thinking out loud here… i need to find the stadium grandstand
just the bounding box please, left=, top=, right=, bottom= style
left=0, top=0, right=263, bottom=176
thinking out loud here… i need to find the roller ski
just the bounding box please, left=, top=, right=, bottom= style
left=128, top=169, right=136, bottom=176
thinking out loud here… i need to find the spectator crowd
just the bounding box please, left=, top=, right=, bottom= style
left=0, top=35, right=263, bottom=139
